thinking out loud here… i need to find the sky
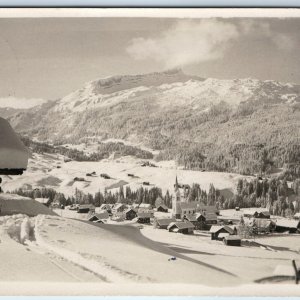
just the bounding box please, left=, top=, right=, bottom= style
left=0, top=17, right=300, bottom=107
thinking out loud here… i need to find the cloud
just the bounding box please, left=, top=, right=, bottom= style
left=0, top=97, right=47, bottom=109
left=240, top=19, right=295, bottom=51
left=127, top=19, right=295, bottom=69
left=126, top=19, right=239, bottom=69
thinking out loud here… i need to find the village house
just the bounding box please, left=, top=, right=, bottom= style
left=180, top=202, right=197, bottom=217
left=112, top=203, right=126, bottom=214
left=210, top=225, right=236, bottom=240
left=243, top=209, right=270, bottom=219
left=77, top=204, right=95, bottom=214
left=139, top=203, right=153, bottom=210
left=197, top=203, right=220, bottom=216
left=153, top=217, right=176, bottom=229
left=137, top=212, right=151, bottom=224
left=156, top=204, right=169, bottom=213
left=182, top=214, right=198, bottom=227
left=124, top=208, right=137, bottom=220
left=205, top=212, right=218, bottom=226
left=167, top=221, right=195, bottom=234
left=223, top=235, right=241, bottom=247
left=275, top=219, right=300, bottom=233
left=253, top=218, right=275, bottom=234
left=34, top=197, right=51, bottom=207
left=96, top=204, right=112, bottom=214
left=88, top=211, right=110, bottom=222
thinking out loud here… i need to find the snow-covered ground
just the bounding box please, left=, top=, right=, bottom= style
left=1, top=211, right=299, bottom=288
left=1, top=151, right=252, bottom=198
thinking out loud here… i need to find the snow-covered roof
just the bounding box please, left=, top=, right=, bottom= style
left=209, top=225, right=234, bottom=234
left=276, top=219, right=300, bottom=229
left=224, top=235, right=241, bottom=241
left=180, top=202, right=197, bottom=210
left=157, top=204, right=168, bottom=210
left=183, top=214, right=197, bottom=222
left=139, top=203, right=152, bottom=209
left=155, top=218, right=176, bottom=226
left=137, top=212, right=152, bottom=218
left=0, top=117, right=29, bottom=170
left=34, top=198, right=50, bottom=204
left=167, top=221, right=195, bottom=230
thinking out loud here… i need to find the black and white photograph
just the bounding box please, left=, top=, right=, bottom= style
left=0, top=8, right=300, bottom=296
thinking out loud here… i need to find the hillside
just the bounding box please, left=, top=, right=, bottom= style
left=5, top=69, right=300, bottom=176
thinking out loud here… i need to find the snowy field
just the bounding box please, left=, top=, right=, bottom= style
left=1, top=152, right=252, bottom=197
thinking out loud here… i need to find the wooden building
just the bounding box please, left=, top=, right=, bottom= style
left=88, top=211, right=109, bottom=222
left=275, top=219, right=300, bottom=233
left=157, top=204, right=169, bottom=213
left=77, top=204, right=95, bottom=214
left=223, top=235, right=241, bottom=246
left=210, top=225, right=235, bottom=240
left=137, top=212, right=151, bottom=224
left=153, top=217, right=176, bottom=229
left=167, top=221, right=195, bottom=234
left=124, top=208, right=137, bottom=220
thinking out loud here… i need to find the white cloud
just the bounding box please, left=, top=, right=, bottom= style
left=127, top=19, right=295, bottom=69
left=126, top=19, right=239, bottom=69
left=0, top=97, right=47, bottom=109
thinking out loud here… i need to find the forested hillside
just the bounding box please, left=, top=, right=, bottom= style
left=6, top=70, right=300, bottom=177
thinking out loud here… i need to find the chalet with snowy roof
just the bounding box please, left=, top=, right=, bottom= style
left=275, top=219, right=300, bottom=233
left=197, top=203, right=220, bottom=216
left=210, top=225, right=236, bottom=240
left=156, top=204, right=169, bottom=213
left=88, top=211, right=109, bottom=222
left=96, top=204, right=112, bottom=213
left=167, top=221, right=195, bottom=234
left=0, top=117, right=29, bottom=175
left=124, top=208, right=137, bottom=220
left=139, top=203, right=153, bottom=210
left=77, top=204, right=95, bottom=213
left=34, top=197, right=51, bottom=207
left=137, top=212, right=151, bottom=224
left=223, top=235, right=241, bottom=247
left=112, top=203, right=126, bottom=214
left=153, top=217, right=176, bottom=229
left=254, top=218, right=275, bottom=234
left=243, top=209, right=270, bottom=219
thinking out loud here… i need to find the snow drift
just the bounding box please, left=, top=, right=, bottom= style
left=0, top=193, right=57, bottom=217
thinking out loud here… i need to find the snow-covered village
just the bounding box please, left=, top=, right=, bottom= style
left=0, top=9, right=300, bottom=296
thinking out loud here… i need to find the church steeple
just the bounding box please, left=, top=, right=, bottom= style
left=175, top=175, right=179, bottom=191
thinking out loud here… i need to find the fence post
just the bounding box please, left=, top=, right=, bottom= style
left=292, top=260, right=299, bottom=284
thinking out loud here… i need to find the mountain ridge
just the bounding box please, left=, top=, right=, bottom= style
left=3, top=69, right=300, bottom=175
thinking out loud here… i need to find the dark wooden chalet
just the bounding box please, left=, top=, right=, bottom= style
left=137, top=212, right=151, bottom=224
left=124, top=208, right=137, bottom=220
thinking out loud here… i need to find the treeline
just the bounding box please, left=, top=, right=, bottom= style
left=225, top=177, right=300, bottom=217
left=8, top=185, right=169, bottom=208
left=156, top=142, right=300, bottom=179
left=9, top=181, right=222, bottom=210
left=21, top=137, right=153, bottom=161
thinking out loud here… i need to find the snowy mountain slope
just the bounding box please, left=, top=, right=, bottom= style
left=7, top=69, right=300, bottom=150
left=53, top=69, right=300, bottom=113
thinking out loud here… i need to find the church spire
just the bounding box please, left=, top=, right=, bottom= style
left=175, top=175, right=179, bottom=191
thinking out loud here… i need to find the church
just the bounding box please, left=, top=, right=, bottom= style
left=172, top=176, right=219, bottom=220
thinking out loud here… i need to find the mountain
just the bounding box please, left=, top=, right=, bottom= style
left=0, top=107, right=25, bottom=119
left=6, top=69, right=300, bottom=175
